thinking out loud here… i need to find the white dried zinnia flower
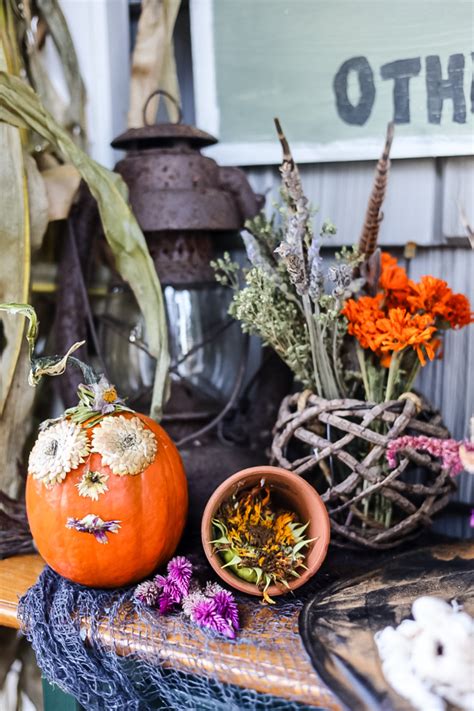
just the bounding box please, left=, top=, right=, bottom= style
left=29, top=419, right=90, bottom=486
left=91, top=415, right=157, bottom=475
left=76, top=469, right=109, bottom=500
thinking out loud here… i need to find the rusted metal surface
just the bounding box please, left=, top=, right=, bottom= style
left=146, top=230, right=215, bottom=285
left=112, top=98, right=262, bottom=233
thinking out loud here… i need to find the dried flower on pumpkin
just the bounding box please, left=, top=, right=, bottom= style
left=76, top=467, right=109, bottom=500
left=66, top=514, right=121, bottom=544
left=212, top=482, right=314, bottom=604
left=90, top=375, right=125, bottom=415
left=65, top=376, right=132, bottom=427
left=91, top=415, right=157, bottom=475
left=29, top=419, right=89, bottom=487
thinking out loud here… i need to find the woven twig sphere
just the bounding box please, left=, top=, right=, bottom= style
left=271, top=392, right=456, bottom=549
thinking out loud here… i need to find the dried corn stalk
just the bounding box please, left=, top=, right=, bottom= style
left=0, top=72, right=170, bottom=421
left=128, top=0, right=181, bottom=126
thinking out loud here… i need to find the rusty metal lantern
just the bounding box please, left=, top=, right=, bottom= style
left=100, top=91, right=262, bottom=443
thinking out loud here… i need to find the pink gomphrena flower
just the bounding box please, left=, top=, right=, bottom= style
left=166, top=556, right=193, bottom=597
left=134, top=580, right=160, bottom=607
left=386, top=435, right=464, bottom=477
left=470, top=509, right=474, bottom=528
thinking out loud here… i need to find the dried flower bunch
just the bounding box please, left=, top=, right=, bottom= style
left=343, top=254, right=473, bottom=402
left=212, top=121, right=472, bottom=406
left=134, top=556, right=240, bottom=639
left=211, top=481, right=314, bottom=603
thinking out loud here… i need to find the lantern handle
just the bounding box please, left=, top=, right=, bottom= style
left=143, top=89, right=183, bottom=126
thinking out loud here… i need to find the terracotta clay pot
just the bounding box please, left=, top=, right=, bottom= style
left=201, top=465, right=330, bottom=599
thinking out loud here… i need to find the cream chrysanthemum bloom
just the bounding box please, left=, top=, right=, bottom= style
left=29, top=420, right=90, bottom=486
left=91, top=415, right=157, bottom=476
left=76, top=470, right=109, bottom=500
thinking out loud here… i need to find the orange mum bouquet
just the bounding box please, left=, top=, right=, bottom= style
left=342, top=253, right=472, bottom=403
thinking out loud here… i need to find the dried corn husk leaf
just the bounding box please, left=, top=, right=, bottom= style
left=0, top=71, right=169, bottom=420
left=128, top=0, right=181, bottom=127
left=0, top=342, right=35, bottom=495
left=41, top=163, right=80, bottom=221
left=23, top=0, right=87, bottom=147
left=0, top=35, right=30, bottom=417
left=25, top=152, right=49, bottom=250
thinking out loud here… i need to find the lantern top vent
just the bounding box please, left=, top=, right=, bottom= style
left=112, top=90, right=217, bottom=151
left=111, top=123, right=218, bottom=152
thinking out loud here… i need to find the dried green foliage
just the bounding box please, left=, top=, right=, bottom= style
left=0, top=72, right=170, bottom=419
left=212, top=130, right=364, bottom=398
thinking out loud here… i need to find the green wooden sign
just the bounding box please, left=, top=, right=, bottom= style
left=190, top=0, right=474, bottom=164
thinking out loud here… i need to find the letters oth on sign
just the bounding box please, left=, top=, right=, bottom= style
left=334, top=53, right=473, bottom=125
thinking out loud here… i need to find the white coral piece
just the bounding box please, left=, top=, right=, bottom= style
left=91, top=415, right=157, bottom=476
left=375, top=596, right=474, bottom=711
left=29, top=419, right=89, bottom=486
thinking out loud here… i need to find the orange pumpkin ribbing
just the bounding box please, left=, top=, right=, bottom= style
left=26, top=412, right=188, bottom=588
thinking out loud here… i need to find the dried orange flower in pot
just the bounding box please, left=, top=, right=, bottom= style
left=201, top=466, right=330, bottom=602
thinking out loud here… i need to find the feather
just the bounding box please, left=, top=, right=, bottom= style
left=358, top=122, right=395, bottom=259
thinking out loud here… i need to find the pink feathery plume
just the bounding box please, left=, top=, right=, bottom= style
left=210, top=588, right=240, bottom=631
left=386, top=435, right=464, bottom=477
left=134, top=580, right=160, bottom=607
left=166, top=556, right=193, bottom=597
left=186, top=596, right=236, bottom=639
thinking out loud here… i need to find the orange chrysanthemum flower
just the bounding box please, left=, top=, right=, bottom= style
left=379, top=253, right=410, bottom=307
left=443, top=292, right=473, bottom=329
left=407, top=275, right=473, bottom=329
left=374, top=308, right=437, bottom=366
left=407, top=275, right=451, bottom=316
left=342, top=294, right=385, bottom=352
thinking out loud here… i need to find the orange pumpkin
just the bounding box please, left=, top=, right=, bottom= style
left=26, top=411, right=188, bottom=588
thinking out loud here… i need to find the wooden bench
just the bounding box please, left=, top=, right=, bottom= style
left=0, top=554, right=340, bottom=710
